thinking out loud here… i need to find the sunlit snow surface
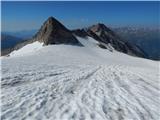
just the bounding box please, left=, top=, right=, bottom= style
left=1, top=37, right=160, bottom=120
left=9, top=41, right=43, bottom=57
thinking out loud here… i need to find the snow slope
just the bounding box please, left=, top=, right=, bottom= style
left=1, top=36, right=160, bottom=120
left=9, top=41, right=43, bottom=57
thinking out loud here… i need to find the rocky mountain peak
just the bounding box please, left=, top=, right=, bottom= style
left=47, top=16, right=57, bottom=22
left=89, top=23, right=105, bottom=33
left=1, top=17, right=147, bottom=59
left=91, top=23, right=106, bottom=29
left=44, top=16, right=66, bottom=30
left=33, top=16, right=80, bottom=45
left=89, top=23, right=115, bottom=37
left=86, top=23, right=147, bottom=58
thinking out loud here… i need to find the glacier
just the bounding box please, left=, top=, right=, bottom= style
left=1, top=36, right=160, bottom=120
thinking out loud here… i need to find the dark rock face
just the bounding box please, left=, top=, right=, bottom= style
left=72, top=23, right=147, bottom=58
left=89, top=23, right=147, bottom=58
left=72, top=29, right=88, bottom=38
left=34, top=17, right=80, bottom=45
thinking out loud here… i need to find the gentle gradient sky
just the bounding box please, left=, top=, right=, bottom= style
left=2, top=1, right=160, bottom=32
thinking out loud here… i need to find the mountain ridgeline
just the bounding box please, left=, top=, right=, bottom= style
left=72, top=24, right=147, bottom=58
left=1, top=17, right=148, bottom=59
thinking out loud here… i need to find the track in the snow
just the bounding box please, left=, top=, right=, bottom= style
left=1, top=64, right=160, bottom=120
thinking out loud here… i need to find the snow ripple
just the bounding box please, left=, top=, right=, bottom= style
left=1, top=64, right=159, bottom=120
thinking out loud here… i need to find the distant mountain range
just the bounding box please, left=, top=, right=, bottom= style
left=1, top=34, right=25, bottom=49
left=1, top=30, right=37, bottom=50
left=1, top=17, right=159, bottom=60
left=113, top=27, right=160, bottom=60
left=2, top=29, right=37, bottom=39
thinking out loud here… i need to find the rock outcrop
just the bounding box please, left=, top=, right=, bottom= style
left=72, top=23, right=147, bottom=58
left=34, top=17, right=80, bottom=45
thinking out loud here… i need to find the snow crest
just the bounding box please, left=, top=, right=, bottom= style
left=9, top=41, right=43, bottom=57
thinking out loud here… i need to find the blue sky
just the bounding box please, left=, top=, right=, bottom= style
left=2, top=1, right=159, bottom=32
